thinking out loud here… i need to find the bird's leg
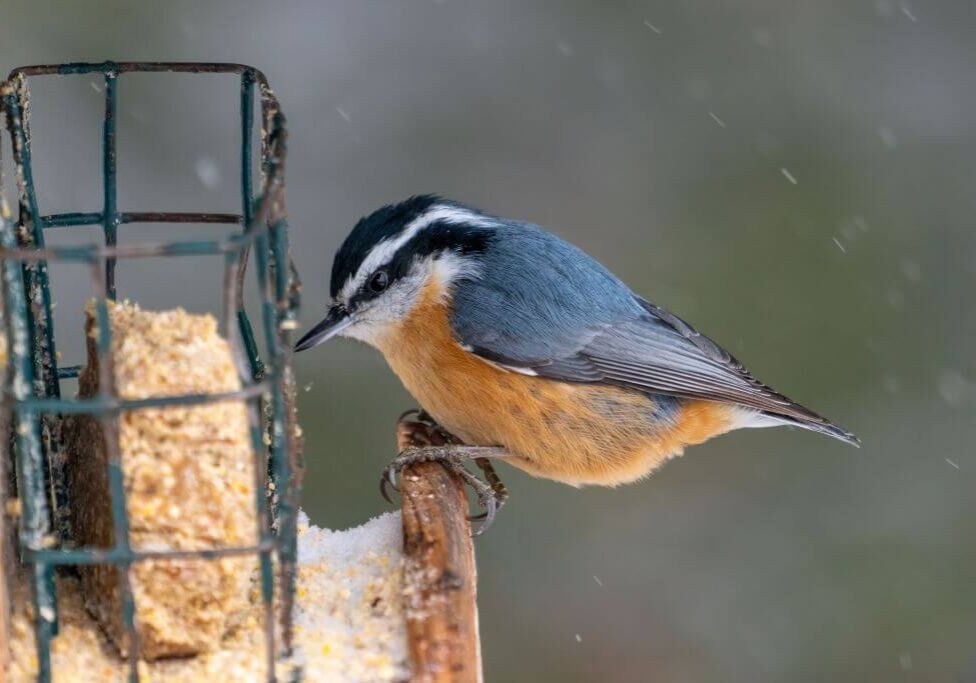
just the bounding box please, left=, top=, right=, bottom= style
left=385, top=411, right=510, bottom=535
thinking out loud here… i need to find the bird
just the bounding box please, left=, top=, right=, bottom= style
left=295, top=195, right=858, bottom=524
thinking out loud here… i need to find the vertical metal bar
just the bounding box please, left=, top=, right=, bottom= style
left=0, top=217, right=55, bottom=682
left=102, top=71, right=119, bottom=299
left=3, top=87, right=60, bottom=402
left=248, top=406, right=277, bottom=682
left=268, top=217, right=298, bottom=655
left=224, top=244, right=276, bottom=681
left=240, top=70, right=255, bottom=231
left=222, top=252, right=247, bottom=374
left=4, top=84, right=71, bottom=548
left=253, top=212, right=296, bottom=663
left=240, top=68, right=277, bottom=681
left=238, top=309, right=264, bottom=380
left=258, top=110, right=299, bottom=664
left=0, top=207, right=12, bottom=675
left=90, top=259, right=140, bottom=682
left=3, top=85, right=65, bottom=678
left=238, top=70, right=263, bottom=380
left=258, top=84, right=273, bottom=185
left=271, top=220, right=289, bottom=308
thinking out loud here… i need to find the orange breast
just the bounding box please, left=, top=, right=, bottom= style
left=372, top=279, right=740, bottom=486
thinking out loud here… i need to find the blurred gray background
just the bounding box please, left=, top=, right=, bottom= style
left=3, top=1, right=974, bottom=681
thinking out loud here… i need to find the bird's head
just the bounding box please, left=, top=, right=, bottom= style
left=295, top=195, right=496, bottom=351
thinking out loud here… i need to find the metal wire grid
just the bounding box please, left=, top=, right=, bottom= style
left=0, top=62, right=302, bottom=682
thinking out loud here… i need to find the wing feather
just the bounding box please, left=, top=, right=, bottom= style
left=465, top=296, right=846, bottom=432
left=447, top=222, right=857, bottom=444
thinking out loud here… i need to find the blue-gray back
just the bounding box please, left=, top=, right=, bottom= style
left=451, top=221, right=643, bottom=363
left=448, top=218, right=856, bottom=443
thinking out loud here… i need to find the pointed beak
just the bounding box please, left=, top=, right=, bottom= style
left=294, top=305, right=353, bottom=352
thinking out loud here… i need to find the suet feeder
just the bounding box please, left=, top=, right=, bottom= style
left=0, top=61, right=481, bottom=683
left=0, top=62, right=302, bottom=681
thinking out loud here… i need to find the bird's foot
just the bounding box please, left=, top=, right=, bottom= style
left=385, top=411, right=509, bottom=535
left=469, top=457, right=509, bottom=521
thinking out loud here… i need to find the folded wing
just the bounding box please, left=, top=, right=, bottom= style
left=449, top=223, right=857, bottom=444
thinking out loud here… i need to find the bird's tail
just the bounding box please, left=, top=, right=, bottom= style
left=749, top=410, right=861, bottom=447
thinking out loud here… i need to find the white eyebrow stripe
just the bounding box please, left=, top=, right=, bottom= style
left=339, top=205, right=495, bottom=301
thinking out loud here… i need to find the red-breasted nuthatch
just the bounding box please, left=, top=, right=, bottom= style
left=296, top=196, right=858, bottom=520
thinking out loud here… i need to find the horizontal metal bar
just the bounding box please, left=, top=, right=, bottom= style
left=57, top=365, right=81, bottom=379
left=122, top=211, right=241, bottom=224
left=0, top=230, right=252, bottom=262
left=40, top=212, right=102, bottom=228
left=11, top=61, right=267, bottom=82
left=0, top=240, right=219, bottom=262
left=24, top=538, right=277, bottom=565
left=40, top=212, right=242, bottom=229
left=5, top=379, right=271, bottom=414
left=1, top=184, right=284, bottom=263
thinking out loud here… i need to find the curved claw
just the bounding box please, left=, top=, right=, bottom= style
left=379, top=465, right=399, bottom=504
left=469, top=493, right=497, bottom=536
left=414, top=409, right=439, bottom=427
left=397, top=408, right=422, bottom=423
left=379, top=443, right=509, bottom=536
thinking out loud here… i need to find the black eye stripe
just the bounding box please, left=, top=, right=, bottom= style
left=385, top=222, right=493, bottom=274
left=330, top=195, right=442, bottom=299
left=342, top=218, right=495, bottom=310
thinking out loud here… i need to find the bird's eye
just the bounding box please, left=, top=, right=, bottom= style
left=368, top=270, right=389, bottom=293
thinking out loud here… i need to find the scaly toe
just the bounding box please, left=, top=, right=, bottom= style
left=378, top=444, right=509, bottom=536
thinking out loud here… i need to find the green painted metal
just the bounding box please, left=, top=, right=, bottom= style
left=239, top=68, right=266, bottom=383
left=0, top=212, right=57, bottom=680
left=101, top=72, right=119, bottom=299
left=0, top=62, right=303, bottom=683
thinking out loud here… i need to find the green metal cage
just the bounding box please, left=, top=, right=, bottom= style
left=0, top=62, right=303, bottom=682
